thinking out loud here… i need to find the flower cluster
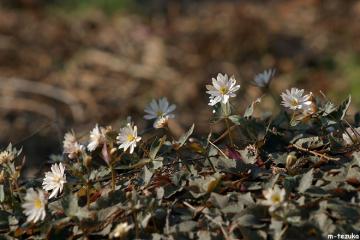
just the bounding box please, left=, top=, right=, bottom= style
left=1, top=68, right=359, bottom=239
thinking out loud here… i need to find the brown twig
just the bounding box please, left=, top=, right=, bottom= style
left=290, top=144, right=339, bottom=161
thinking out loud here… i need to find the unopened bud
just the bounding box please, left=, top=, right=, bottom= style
left=0, top=170, right=5, bottom=183
left=110, top=148, right=117, bottom=155
left=286, top=154, right=297, bottom=170
left=83, top=155, right=92, bottom=168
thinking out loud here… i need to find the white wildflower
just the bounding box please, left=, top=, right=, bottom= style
left=342, top=127, right=360, bottom=145
left=144, top=97, right=176, bottom=121
left=87, top=124, right=108, bottom=152
left=254, top=68, right=276, bottom=88
left=22, top=188, right=47, bottom=223
left=42, top=163, right=66, bottom=199
left=117, top=124, right=141, bottom=154
left=63, top=132, right=84, bottom=159
left=262, top=185, right=286, bottom=212
left=0, top=150, right=15, bottom=165
left=153, top=116, right=169, bottom=129
left=206, top=73, right=240, bottom=106
left=281, top=88, right=312, bottom=111
left=110, top=222, right=133, bottom=239
left=0, top=143, right=20, bottom=165
left=294, top=98, right=317, bottom=121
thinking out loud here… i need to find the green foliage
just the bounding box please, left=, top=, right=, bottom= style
left=1, top=72, right=360, bottom=239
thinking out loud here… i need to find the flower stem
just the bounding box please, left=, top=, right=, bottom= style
left=132, top=211, right=139, bottom=239
left=110, top=165, right=116, bottom=191
left=206, top=156, right=216, bottom=172
left=224, top=118, right=234, bottom=146
left=86, top=180, right=90, bottom=209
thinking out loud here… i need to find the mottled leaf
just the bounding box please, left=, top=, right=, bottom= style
left=298, top=168, right=314, bottom=193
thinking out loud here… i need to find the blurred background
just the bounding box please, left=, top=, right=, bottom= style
left=0, top=0, right=359, bottom=175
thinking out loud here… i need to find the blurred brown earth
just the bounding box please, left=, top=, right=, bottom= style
left=0, top=0, right=359, bottom=174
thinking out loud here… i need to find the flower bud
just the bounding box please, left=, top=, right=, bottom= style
left=0, top=170, right=5, bottom=184
left=110, top=147, right=117, bottom=155
left=286, top=154, right=297, bottom=170
left=83, top=155, right=92, bottom=169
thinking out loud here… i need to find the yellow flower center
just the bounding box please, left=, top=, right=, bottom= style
left=127, top=134, right=135, bottom=142
left=156, top=111, right=164, bottom=117
left=290, top=98, right=298, bottom=106
left=53, top=175, right=61, bottom=183
left=219, top=86, right=228, bottom=95
left=34, top=198, right=43, bottom=209
left=271, top=194, right=281, bottom=203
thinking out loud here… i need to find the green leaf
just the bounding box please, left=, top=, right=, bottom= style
left=163, top=184, right=184, bottom=199
left=293, top=136, right=325, bottom=149
left=62, top=192, right=91, bottom=220
left=244, top=97, right=262, bottom=118
left=321, top=101, right=337, bottom=116
left=352, top=151, right=360, bottom=166
left=175, top=124, right=195, bottom=149
left=270, top=218, right=286, bottom=240
left=228, top=115, right=244, bottom=125
left=143, top=165, right=153, bottom=186
left=209, top=192, right=229, bottom=208
left=311, top=211, right=335, bottom=234
left=284, top=176, right=300, bottom=193
left=94, top=223, right=113, bottom=236
left=355, top=112, right=360, bottom=127
left=239, top=228, right=267, bottom=240
left=169, top=220, right=197, bottom=233
left=298, top=168, right=314, bottom=193
left=0, top=185, right=4, bottom=202
left=0, top=210, right=9, bottom=227
left=141, top=213, right=152, bottom=228
left=328, top=95, right=352, bottom=121
left=264, top=174, right=279, bottom=189
left=152, top=157, right=164, bottom=170
left=149, top=136, right=166, bottom=160
left=235, top=214, right=258, bottom=227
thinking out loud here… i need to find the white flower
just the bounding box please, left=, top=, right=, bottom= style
left=0, top=144, right=20, bottom=165
left=42, top=163, right=66, bottom=199
left=262, top=185, right=286, bottom=212
left=293, top=96, right=317, bottom=121
left=110, top=222, right=133, bottom=239
left=281, top=88, right=312, bottom=111
left=87, top=124, right=108, bottom=152
left=22, top=188, right=47, bottom=223
left=0, top=150, right=15, bottom=165
left=63, top=132, right=84, bottom=159
left=117, top=124, right=141, bottom=154
left=342, top=127, right=360, bottom=145
left=206, top=73, right=240, bottom=106
left=144, top=97, right=176, bottom=121
left=254, top=68, right=276, bottom=87
left=153, top=116, right=169, bottom=129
